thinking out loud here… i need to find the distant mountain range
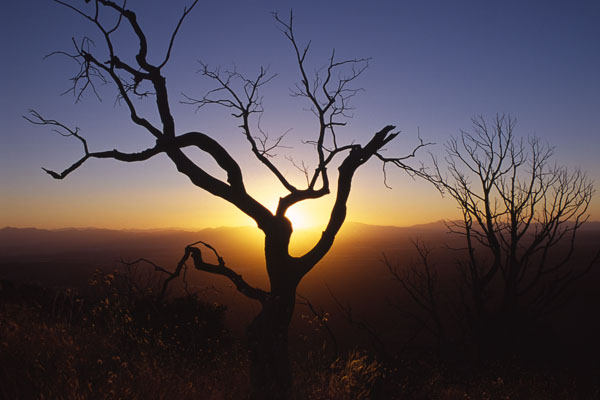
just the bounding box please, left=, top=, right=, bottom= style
left=2, top=220, right=599, bottom=339
left=2, top=220, right=598, bottom=260
left=2, top=220, right=598, bottom=284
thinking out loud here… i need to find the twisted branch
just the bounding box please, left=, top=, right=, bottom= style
left=125, top=240, right=267, bottom=303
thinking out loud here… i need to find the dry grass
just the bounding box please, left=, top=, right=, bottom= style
left=0, top=271, right=248, bottom=400
left=1, top=271, right=598, bottom=399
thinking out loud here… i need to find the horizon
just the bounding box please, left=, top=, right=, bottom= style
left=0, top=218, right=447, bottom=231
left=4, top=217, right=600, bottom=233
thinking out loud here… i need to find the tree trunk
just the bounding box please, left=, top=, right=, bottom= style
left=246, top=287, right=297, bottom=400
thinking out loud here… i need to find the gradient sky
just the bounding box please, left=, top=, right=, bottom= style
left=1, top=0, right=599, bottom=230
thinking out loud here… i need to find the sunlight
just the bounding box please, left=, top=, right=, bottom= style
left=285, top=206, right=314, bottom=230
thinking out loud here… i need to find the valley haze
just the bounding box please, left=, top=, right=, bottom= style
left=2, top=221, right=599, bottom=345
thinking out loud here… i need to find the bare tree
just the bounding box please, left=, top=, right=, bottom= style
left=384, top=240, right=447, bottom=355
left=327, top=285, right=389, bottom=360
left=26, top=2, right=428, bottom=397
left=296, top=293, right=339, bottom=361
left=426, top=114, right=597, bottom=360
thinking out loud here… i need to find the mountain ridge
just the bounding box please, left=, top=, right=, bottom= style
left=4, top=219, right=598, bottom=234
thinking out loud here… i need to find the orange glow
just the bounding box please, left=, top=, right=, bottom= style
left=285, top=206, right=312, bottom=230
left=2, top=161, right=597, bottom=231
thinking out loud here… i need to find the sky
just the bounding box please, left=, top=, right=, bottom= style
left=1, top=0, right=599, bottom=231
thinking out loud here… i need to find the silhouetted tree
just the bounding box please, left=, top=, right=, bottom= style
left=327, top=285, right=389, bottom=360
left=384, top=240, right=448, bottom=356
left=426, top=115, right=597, bottom=360
left=26, top=1, right=428, bottom=397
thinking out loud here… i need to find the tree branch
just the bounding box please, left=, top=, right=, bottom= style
left=186, top=241, right=268, bottom=303
left=300, top=125, right=399, bottom=271
left=24, top=109, right=163, bottom=179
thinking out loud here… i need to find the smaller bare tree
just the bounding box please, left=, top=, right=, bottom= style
left=384, top=240, right=447, bottom=355
left=425, top=114, right=597, bottom=359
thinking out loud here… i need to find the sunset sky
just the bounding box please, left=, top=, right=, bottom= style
left=1, top=0, right=599, bottom=231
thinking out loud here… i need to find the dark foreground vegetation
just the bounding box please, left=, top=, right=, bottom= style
left=2, top=265, right=599, bottom=399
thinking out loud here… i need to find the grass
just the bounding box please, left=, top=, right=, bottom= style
left=1, top=270, right=248, bottom=399
left=1, top=270, right=598, bottom=399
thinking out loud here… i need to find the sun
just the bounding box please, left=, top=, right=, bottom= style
left=285, top=205, right=314, bottom=230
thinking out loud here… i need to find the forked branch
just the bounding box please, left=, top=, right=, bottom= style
left=125, top=240, right=267, bottom=303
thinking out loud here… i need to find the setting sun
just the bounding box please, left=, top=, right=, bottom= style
left=285, top=206, right=314, bottom=230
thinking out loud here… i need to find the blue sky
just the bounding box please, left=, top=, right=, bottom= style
left=1, top=0, right=599, bottom=229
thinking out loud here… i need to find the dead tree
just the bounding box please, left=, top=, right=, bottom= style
left=384, top=240, right=447, bottom=356
left=426, top=114, right=597, bottom=360
left=26, top=1, right=428, bottom=398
